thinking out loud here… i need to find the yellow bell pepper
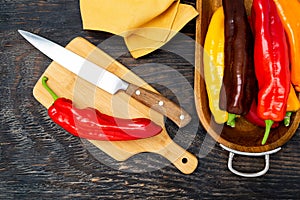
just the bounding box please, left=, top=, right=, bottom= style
left=203, top=7, right=228, bottom=124
left=273, top=0, right=300, bottom=92
left=284, top=84, right=300, bottom=126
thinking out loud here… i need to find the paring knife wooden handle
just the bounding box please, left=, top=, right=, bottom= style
left=125, top=84, right=192, bottom=127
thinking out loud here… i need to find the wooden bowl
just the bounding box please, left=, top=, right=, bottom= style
left=194, top=0, right=300, bottom=153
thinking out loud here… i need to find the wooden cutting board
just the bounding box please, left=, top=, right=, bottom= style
left=33, top=37, right=198, bottom=174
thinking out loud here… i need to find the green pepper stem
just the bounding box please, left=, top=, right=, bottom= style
left=227, top=113, right=236, bottom=127
left=261, top=119, right=274, bottom=145
left=42, top=76, right=58, bottom=101
left=284, top=111, right=292, bottom=127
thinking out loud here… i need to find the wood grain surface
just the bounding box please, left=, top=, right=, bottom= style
left=1, top=0, right=300, bottom=199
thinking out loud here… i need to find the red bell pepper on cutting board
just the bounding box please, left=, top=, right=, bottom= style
left=42, top=76, right=162, bottom=141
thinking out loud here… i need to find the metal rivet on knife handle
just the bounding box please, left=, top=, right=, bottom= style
left=125, top=84, right=192, bottom=128
left=135, top=90, right=141, bottom=96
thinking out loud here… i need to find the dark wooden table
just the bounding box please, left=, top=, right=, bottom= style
left=1, top=0, right=299, bottom=199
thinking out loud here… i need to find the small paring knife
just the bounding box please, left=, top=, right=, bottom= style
left=18, top=30, right=191, bottom=127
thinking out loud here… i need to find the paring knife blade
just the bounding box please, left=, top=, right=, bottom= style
left=18, top=30, right=191, bottom=127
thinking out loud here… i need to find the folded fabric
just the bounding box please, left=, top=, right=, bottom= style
left=125, top=3, right=198, bottom=58
left=80, top=0, right=198, bottom=58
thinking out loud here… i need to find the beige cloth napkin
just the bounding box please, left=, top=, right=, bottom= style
left=80, top=0, right=198, bottom=58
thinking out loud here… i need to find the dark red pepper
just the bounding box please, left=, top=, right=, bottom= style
left=219, top=0, right=256, bottom=127
left=42, top=76, right=162, bottom=141
left=251, top=0, right=290, bottom=144
left=244, top=100, right=279, bottom=128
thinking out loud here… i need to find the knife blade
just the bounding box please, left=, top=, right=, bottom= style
left=18, top=30, right=191, bottom=127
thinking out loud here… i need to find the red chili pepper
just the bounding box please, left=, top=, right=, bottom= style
left=244, top=100, right=279, bottom=128
left=251, top=0, right=290, bottom=145
left=42, top=76, right=162, bottom=141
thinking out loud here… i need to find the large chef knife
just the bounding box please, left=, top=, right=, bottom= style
left=19, top=30, right=191, bottom=127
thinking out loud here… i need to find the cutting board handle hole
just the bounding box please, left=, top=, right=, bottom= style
left=182, top=157, right=188, bottom=164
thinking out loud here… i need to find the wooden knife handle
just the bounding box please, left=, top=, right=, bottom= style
left=125, top=84, right=191, bottom=127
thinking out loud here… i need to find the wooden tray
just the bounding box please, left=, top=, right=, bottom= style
left=194, top=0, right=300, bottom=153
left=33, top=37, right=198, bottom=174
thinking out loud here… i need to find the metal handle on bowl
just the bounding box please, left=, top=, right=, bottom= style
left=228, top=151, right=270, bottom=177
left=220, top=144, right=281, bottom=177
